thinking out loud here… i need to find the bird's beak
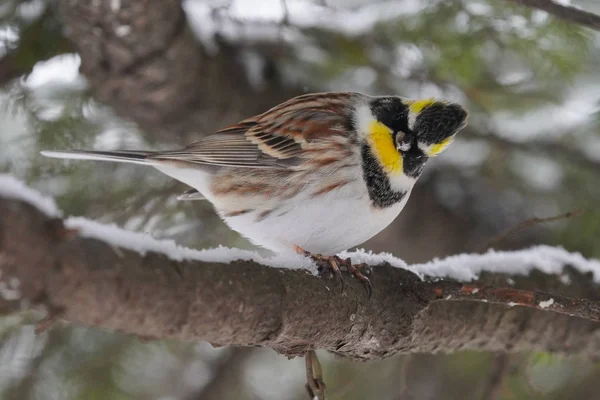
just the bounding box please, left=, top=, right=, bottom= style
left=396, top=133, right=414, bottom=152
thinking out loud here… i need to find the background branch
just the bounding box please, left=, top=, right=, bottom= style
left=187, top=348, right=255, bottom=400
left=506, top=0, right=600, bottom=31
left=56, top=0, right=301, bottom=143
left=2, top=196, right=600, bottom=360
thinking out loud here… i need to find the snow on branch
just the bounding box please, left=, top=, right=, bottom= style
left=2, top=174, right=598, bottom=282
left=0, top=175, right=63, bottom=217
left=1, top=174, right=600, bottom=359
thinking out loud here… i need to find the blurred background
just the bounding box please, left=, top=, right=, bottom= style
left=1, top=0, right=599, bottom=398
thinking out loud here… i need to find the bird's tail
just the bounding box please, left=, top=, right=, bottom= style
left=40, top=150, right=159, bottom=166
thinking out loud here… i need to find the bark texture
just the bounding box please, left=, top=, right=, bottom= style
left=57, top=0, right=300, bottom=143
left=2, top=197, right=600, bottom=360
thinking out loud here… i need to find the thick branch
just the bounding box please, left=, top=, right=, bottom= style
left=56, top=0, right=300, bottom=142
left=507, top=0, right=600, bottom=31
left=2, top=197, right=600, bottom=360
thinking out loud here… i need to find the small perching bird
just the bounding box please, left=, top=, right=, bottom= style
left=42, top=92, right=467, bottom=296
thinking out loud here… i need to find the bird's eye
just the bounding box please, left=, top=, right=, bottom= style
left=395, top=131, right=411, bottom=152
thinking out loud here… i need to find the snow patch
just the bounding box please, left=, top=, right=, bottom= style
left=0, top=281, right=20, bottom=301
left=339, top=249, right=408, bottom=269
left=25, top=54, right=85, bottom=91
left=539, top=298, right=554, bottom=309
left=0, top=175, right=62, bottom=217
left=183, top=0, right=427, bottom=42
left=407, top=246, right=600, bottom=283
left=64, top=217, right=317, bottom=273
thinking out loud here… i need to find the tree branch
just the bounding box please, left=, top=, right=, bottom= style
left=56, top=0, right=300, bottom=143
left=2, top=195, right=600, bottom=360
left=506, top=0, right=600, bottom=31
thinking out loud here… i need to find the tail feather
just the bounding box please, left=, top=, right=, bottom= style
left=40, top=150, right=158, bottom=166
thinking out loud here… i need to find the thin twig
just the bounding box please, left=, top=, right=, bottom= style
left=188, top=348, right=254, bottom=400
left=397, top=354, right=415, bottom=399
left=506, top=0, right=600, bottom=32
left=478, top=210, right=583, bottom=252
left=436, top=284, right=600, bottom=322
left=479, top=353, right=509, bottom=400
left=281, top=0, right=290, bottom=25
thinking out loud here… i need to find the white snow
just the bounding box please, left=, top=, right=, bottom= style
left=229, top=0, right=285, bottom=21
left=183, top=0, right=427, bottom=42
left=539, top=298, right=555, bottom=309
left=0, top=26, right=19, bottom=58
left=406, top=246, right=600, bottom=283
left=25, top=54, right=85, bottom=92
left=0, top=174, right=62, bottom=217
left=2, top=174, right=600, bottom=282
left=20, top=54, right=87, bottom=122
left=338, top=248, right=408, bottom=269
left=0, top=281, right=20, bottom=301
left=63, top=217, right=317, bottom=272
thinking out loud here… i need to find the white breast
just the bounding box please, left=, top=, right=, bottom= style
left=221, top=180, right=412, bottom=255
left=154, top=163, right=415, bottom=255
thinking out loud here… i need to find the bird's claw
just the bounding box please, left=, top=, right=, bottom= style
left=294, top=246, right=373, bottom=298
left=340, top=259, right=373, bottom=298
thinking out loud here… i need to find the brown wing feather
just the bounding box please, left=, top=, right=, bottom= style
left=150, top=92, right=358, bottom=169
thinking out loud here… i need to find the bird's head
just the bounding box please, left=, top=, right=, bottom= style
left=357, top=95, right=468, bottom=177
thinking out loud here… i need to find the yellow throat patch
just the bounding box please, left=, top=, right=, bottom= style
left=367, top=120, right=403, bottom=175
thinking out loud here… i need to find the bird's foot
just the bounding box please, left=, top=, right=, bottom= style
left=293, top=246, right=373, bottom=298
left=305, top=350, right=326, bottom=400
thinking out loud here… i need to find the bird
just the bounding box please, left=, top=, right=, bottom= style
left=42, top=92, right=468, bottom=297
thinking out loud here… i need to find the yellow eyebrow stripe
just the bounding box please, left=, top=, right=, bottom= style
left=428, top=136, right=453, bottom=156
left=367, top=120, right=403, bottom=174
left=407, top=99, right=435, bottom=114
